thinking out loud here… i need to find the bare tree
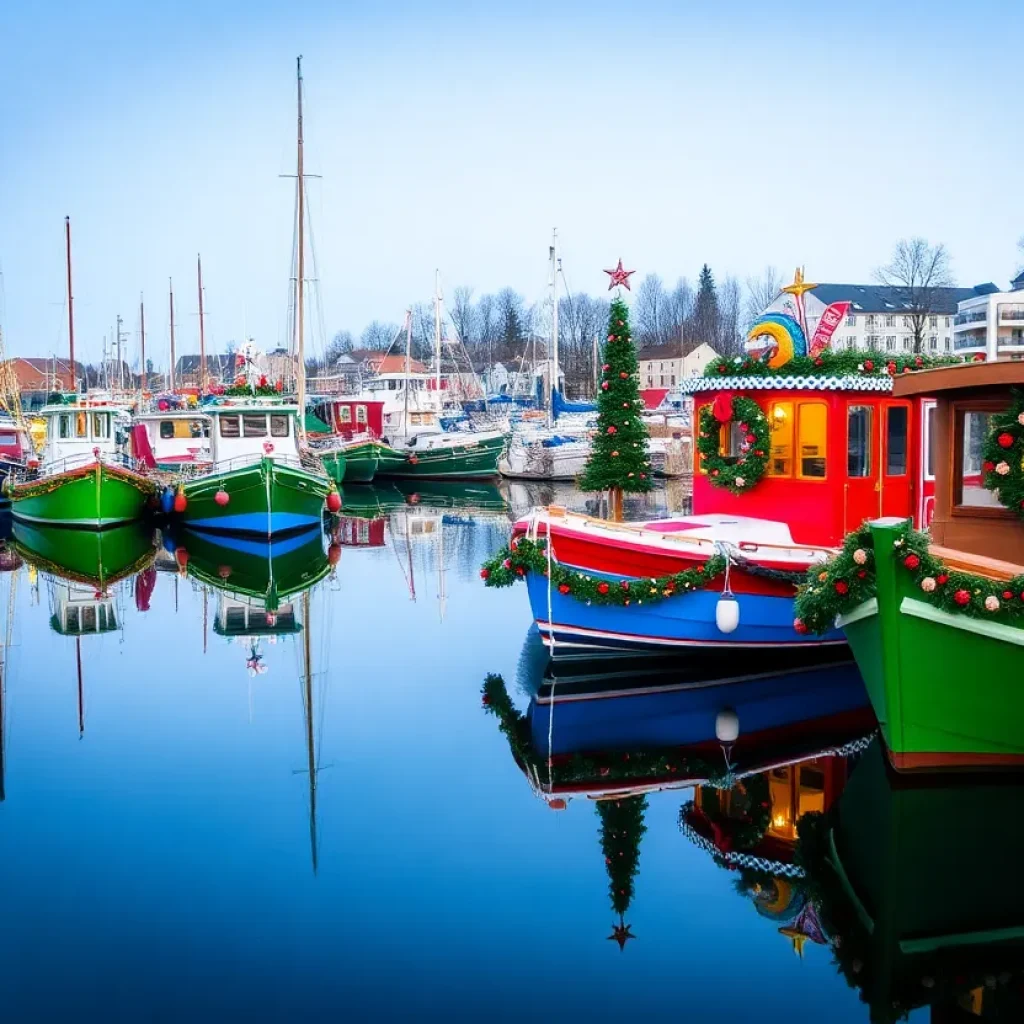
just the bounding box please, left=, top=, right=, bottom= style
left=875, top=238, right=955, bottom=353
left=744, top=266, right=783, bottom=328
left=476, top=294, right=499, bottom=372
left=359, top=320, right=400, bottom=351
left=324, top=329, right=354, bottom=366
left=634, top=273, right=669, bottom=346
left=449, top=286, right=476, bottom=348
left=719, top=276, right=743, bottom=358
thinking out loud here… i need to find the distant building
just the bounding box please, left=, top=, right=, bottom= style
left=950, top=271, right=1024, bottom=360
left=0, top=357, right=85, bottom=410
left=348, top=349, right=428, bottom=376
left=637, top=342, right=718, bottom=389
left=763, top=284, right=995, bottom=355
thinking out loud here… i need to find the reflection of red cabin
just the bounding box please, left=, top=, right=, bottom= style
left=335, top=516, right=385, bottom=547
left=691, top=386, right=926, bottom=546
left=325, top=399, right=385, bottom=439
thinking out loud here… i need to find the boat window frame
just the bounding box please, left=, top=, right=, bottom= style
left=58, top=414, right=71, bottom=440
left=242, top=414, right=268, bottom=438
left=884, top=403, right=910, bottom=478
left=952, top=398, right=1015, bottom=519
left=159, top=421, right=176, bottom=440
left=796, top=400, right=828, bottom=481
left=270, top=414, right=290, bottom=438
left=846, top=404, right=874, bottom=478
left=218, top=415, right=241, bottom=439
left=356, top=404, right=368, bottom=424
left=75, top=411, right=88, bottom=438
left=338, top=406, right=352, bottom=424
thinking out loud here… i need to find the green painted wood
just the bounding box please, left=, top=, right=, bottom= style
left=375, top=434, right=505, bottom=479
left=12, top=520, right=156, bottom=586
left=9, top=463, right=156, bottom=528
left=339, top=441, right=380, bottom=483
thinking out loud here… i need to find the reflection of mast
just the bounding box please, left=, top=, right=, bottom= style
left=75, top=636, right=84, bottom=737
left=302, top=588, right=318, bottom=874
left=405, top=507, right=416, bottom=602
left=0, top=572, right=13, bottom=802
left=436, top=519, right=446, bottom=622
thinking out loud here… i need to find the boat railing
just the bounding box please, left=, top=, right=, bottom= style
left=8, top=449, right=139, bottom=485
left=200, top=451, right=329, bottom=481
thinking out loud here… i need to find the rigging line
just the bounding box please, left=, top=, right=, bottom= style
left=303, top=179, right=329, bottom=364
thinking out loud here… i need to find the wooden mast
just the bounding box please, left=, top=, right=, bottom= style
left=139, top=294, right=146, bottom=395
left=295, top=55, right=306, bottom=441
left=197, top=255, right=206, bottom=394
left=168, top=278, right=176, bottom=392
left=64, top=216, right=76, bottom=393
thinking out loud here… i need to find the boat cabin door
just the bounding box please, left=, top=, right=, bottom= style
left=843, top=399, right=913, bottom=532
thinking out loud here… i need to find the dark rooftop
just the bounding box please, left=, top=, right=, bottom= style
left=809, top=283, right=993, bottom=315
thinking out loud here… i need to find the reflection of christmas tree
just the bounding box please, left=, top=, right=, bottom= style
left=597, top=795, right=647, bottom=949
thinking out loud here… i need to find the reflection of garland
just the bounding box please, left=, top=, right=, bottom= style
left=480, top=537, right=726, bottom=607
left=696, top=394, right=770, bottom=494
left=793, top=526, right=876, bottom=634
left=980, top=388, right=1024, bottom=520
left=796, top=524, right=1024, bottom=634
left=686, top=773, right=771, bottom=851
left=481, top=674, right=721, bottom=786
left=598, top=796, right=647, bottom=917
left=704, top=349, right=963, bottom=379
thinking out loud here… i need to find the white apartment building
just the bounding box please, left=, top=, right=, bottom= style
left=950, top=271, right=1024, bottom=360
left=637, top=342, right=718, bottom=388
left=763, top=283, right=992, bottom=355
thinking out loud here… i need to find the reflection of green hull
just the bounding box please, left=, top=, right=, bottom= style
left=180, top=457, right=332, bottom=537
left=8, top=461, right=156, bottom=528
left=390, top=478, right=508, bottom=512
left=801, top=740, right=1024, bottom=1020
left=375, top=434, right=505, bottom=479
left=840, top=520, right=1024, bottom=772
left=172, top=525, right=330, bottom=611
left=13, top=520, right=156, bottom=586
left=338, top=483, right=406, bottom=519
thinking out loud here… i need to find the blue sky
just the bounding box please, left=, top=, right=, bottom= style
left=1, top=0, right=1021, bottom=369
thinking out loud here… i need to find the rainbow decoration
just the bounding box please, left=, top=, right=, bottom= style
left=745, top=313, right=807, bottom=369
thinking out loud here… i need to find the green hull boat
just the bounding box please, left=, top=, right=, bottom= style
left=317, top=450, right=348, bottom=485
left=179, top=456, right=335, bottom=538
left=6, top=460, right=157, bottom=529
left=315, top=440, right=381, bottom=484
left=839, top=520, right=1024, bottom=772
left=13, top=520, right=157, bottom=587
left=375, top=433, right=505, bottom=479
left=337, top=482, right=407, bottom=519
left=390, top=478, right=508, bottom=513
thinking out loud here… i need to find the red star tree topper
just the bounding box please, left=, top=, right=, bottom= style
left=603, top=258, right=636, bottom=291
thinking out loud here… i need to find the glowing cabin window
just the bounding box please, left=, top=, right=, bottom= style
left=797, top=402, right=827, bottom=478
left=768, top=402, right=794, bottom=476
left=847, top=406, right=872, bottom=477
left=75, top=412, right=87, bottom=438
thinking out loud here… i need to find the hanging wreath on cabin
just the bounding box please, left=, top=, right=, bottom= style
left=697, top=393, right=771, bottom=494
left=980, top=389, right=1024, bottom=521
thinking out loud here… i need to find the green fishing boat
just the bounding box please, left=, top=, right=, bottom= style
left=390, top=478, right=508, bottom=513
left=6, top=404, right=157, bottom=528
left=177, top=405, right=338, bottom=538
left=375, top=431, right=506, bottom=479
left=13, top=520, right=157, bottom=591
left=797, top=740, right=1024, bottom=1021
left=316, top=448, right=348, bottom=484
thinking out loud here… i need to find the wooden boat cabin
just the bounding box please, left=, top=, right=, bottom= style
left=0, top=413, right=31, bottom=468
left=131, top=411, right=211, bottom=470
left=39, top=402, right=121, bottom=467
left=50, top=582, right=119, bottom=636
left=684, top=378, right=926, bottom=547
left=320, top=398, right=385, bottom=439
left=205, top=403, right=302, bottom=464
left=892, top=360, right=1024, bottom=565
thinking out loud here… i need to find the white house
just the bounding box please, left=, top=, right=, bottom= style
left=637, top=342, right=719, bottom=388
left=950, top=271, right=1024, bottom=360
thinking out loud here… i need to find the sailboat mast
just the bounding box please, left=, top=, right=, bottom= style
left=168, top=278, right=176, bottom=392
left=197, top=255, right=206, bottom=394
left=302, top=588, right=317, bottom=873
left=550, top=227, right=558, bottom=420
left=116, top=314, right=124, bottom=391
left=403, top=307, right=412, bottom=433
left=434, top=270, right=442, bottom=395
left=139, top=294, right=146, bottom=395
left=64, top=216, right=76, bottom=392
left=295, top=55, right=306, bottom=441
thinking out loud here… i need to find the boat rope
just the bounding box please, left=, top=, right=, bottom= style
left=720, top=545, right=809, bottom=586
left=545, top=519, right=557, bottom=791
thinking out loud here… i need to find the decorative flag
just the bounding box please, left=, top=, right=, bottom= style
left=809, top=302, right=851, bottom=357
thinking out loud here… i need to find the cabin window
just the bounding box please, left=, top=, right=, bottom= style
left=219, top=416, right=241, bottom=438
left=767, top=401, right=794, bottom=476
left=225, top=606, right=246, bottom=630
left=958, top=410, right=1002, bottom=508
left=886, top=406, right=908, bottom=476
left=797, top=402, right=827, bottom=478
left=92, top=414, right=108, bottom=439
left=242, top=415, right=267, bottom=438
left=356, top=405, right=368, bottom=424
left=270, top=415, right=289, bottom=438
left=159, top=421, right=175, bottom=440
left=847, top=406, right=873, bottom=477
left=80, top=605, right=96, bottom=631
left=75, top=412, right=87, bottom=438
left=0, top=434, right=17, bottom=446
left=924, top=405, right=936, bottom=480
left=338, top=406, right=352, bottom=424
left=58, top=415, right=71, bottom=439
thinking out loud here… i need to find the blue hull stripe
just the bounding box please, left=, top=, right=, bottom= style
left=186, top=511, right=321, bottom=537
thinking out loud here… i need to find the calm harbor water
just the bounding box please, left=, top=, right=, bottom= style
left=0, top=481, right=1018, bottom=1022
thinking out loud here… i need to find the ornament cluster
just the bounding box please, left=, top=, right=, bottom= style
left=696, top=394, right=771, bottom=494
left=704, top=349, right=963, bottom=381
left=980, top=389, right=1024, bottom=520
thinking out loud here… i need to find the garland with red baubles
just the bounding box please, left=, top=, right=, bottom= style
left=696, top=394, right=771, bottom=494
left=980, top=389, right=1024, bottom=521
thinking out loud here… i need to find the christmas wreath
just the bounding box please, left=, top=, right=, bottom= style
left=980, top=389, right=1024, bottom=520
left=696, top=393, right=770, bottom=494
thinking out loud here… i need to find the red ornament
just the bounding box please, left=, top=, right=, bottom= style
left=814, top=357, right=824, bottom=366
left=712, top=392, right=733, bottom=424
left=480, top=568, right=490, bottom=580
left=174, top=546, right=189, bottom=568
left=602, top=363, right=610, bottom=371
left=834, top=580, right=849, bottom=595
left=997, top=433, right=1015, bottom=449
left=481, top=693, right=491, bottom=706
left=607, top=335, right=616, bottom=342
left=603, top=259, right=635, bottom=290
left=983, top=461, right=995, bottom=473
left=915, top=356, right=924, bottom=367
left=640, top=473, right=646, bottom=479
left=1003, top=590, right=1014, bottom=600
left=601, top=382, right=609, bottom=390
left=259, top=374, right=268, bottom=387
left=863, top=359, right=875, bottom=372
left=214, top=489, right=230, bottom=507
left=619, top=371, right=628, bottom=379
left=619, top=580, right=630, bottom=590
left=954, top=589, right=971, bottom=606
left=936, top=573, right=949, bottom=585
left=717, top=364, right=728, bottom=373
left=793, top=618, right=809, bottom=635
left=857, top=570, right=867, bottom=579
left=611, top=450, right=619, bottom=457
left=558, top=583, right=571, bottom=595
left=607, top=425, right=617, bottom=435
left=886, top=361, right=897, bottom=375
left=173, top=490, right=187, bottom=513
left=745, top=433, right=756, bottom=443
left=275, top=379, right=284, bottom=392
left=502, top=558, right=512, bottom=569
left=904, top=554, right=920, bottom=570
left=738, top=423, right=748, bottom=432
left=217, top=565, right=232, bottom=579
left=515, top=566, right=525, bottom=576
left=597, top=582, right=610, bottom=594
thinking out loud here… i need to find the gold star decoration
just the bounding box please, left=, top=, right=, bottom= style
left=607, top=919, right=636, bottom=950
left=781, top=266, right=817, bottom=300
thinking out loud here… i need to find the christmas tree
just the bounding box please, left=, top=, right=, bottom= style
left=597, top=795, right=647, bottom=950
left=578, top=293, right=652, bottom=496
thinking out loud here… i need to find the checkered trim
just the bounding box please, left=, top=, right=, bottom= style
left=680, top=375, right=894, bottom=394
left=679, top=821, right=807, bottom=879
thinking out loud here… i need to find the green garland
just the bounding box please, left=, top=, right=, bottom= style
left=794, top=523, right=1024, bottom=635
left=481, top=674, right=723, bottom=786
left=686, top=773, right=772, bottom=851
left=220, top=382, right=283, bottom=398
left=793, top=526, right=877, bottom=634
left=696, top=395, right=770, bottom=494
left=704, top=349, right=964, bottom=379
left=480, top=537, right=725, bottom=606
left=980, top=388, right=1024, bottom=520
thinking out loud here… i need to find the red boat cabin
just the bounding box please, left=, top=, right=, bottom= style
left=325, top=399, right=384, bottom=439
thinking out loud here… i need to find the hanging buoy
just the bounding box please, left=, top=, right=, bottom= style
left=217, top=565, right=232, bottom=579
left=715, top=707, right=740, bottom=743
left=160, top=487, right=174, bottom=515
left=547, top=799, right=567, bottom=811
left=716, top=591, right=740, bottom=633
left=214, top=489, right=230, bottom=506
left=408, top=455, right=419, bottom=465
left=328, top=543, right=341, bottom=566
left=408, top=493, right=420, bottom=505
left=326, top=490, right=342, bottom=514
left=173, top=487, right=187, bottom=513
